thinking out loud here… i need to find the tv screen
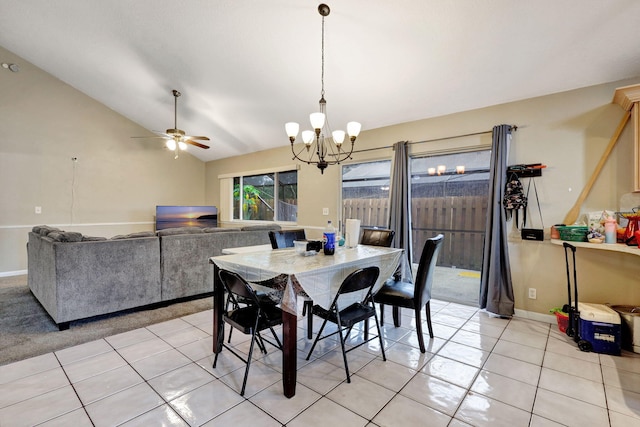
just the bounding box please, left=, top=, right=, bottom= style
left=155, top=206, right=218, bottom=231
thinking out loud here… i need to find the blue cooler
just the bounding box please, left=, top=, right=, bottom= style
left=578, top=303, right=621, bottom=355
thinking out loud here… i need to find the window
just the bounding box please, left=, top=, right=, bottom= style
left=341, top=160, right=392, bottom=228
left=233, top=170, right=297, bottom=221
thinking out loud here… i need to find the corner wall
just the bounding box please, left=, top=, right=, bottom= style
left=0, top=46, right=207, bottom=274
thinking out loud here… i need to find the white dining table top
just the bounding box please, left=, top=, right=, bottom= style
left=221, top=244, right=273, bottom=255
left=211, top=245, right=403, bottom=314
left=212, top=245, right=402, bottom=276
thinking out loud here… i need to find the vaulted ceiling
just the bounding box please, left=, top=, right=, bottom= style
left=1, top=0, right=639, bottom=162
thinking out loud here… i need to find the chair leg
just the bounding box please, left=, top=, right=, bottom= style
left=269, top=326, right=283, bottom=349
left=306, top=300, right=314, bottom=339
left=379, top=303, right=385, bottom=324
left=415, top=306, right=425, bottom=353
left=240, top=318, right=261, bottom=396
left=337, top=322, right=351, bottom=383
left=373, top=312, right=387, bottom=362
left=305, top=317, right=329, bottom=360
left=255, top=332, right=268, bottom=354
left=392, top=306, right=401, bottom=327
left=425, top=301, right=434, bottom=338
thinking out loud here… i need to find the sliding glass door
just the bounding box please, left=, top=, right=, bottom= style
left=410, top=150, right=490, bottom=305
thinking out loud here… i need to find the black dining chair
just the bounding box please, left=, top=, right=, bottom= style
left=359, top=227, right=395, bottom=340
left=360, top=228, right=395, bottom=247
left=268, top=228, right=315, bottom=338
left=214, top=269, right=283, bottom=396
left=373, top=234, right=444, bottom=353
left=305, top=266, right=386, bottom=382
left=223, top=274, right=281, bottom=344
left=268, top=229, right=307, bottom=250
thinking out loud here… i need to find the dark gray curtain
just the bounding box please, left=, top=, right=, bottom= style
left=389, top=141, right=413, bottom=280
left=479, top=125, right=514, bottom=316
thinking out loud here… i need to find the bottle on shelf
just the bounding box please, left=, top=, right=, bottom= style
left=323, top=220, right=336, bottom=255
left=604, top=216, right=617, bottom=244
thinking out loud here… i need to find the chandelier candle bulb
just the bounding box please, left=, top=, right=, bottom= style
left=437, top=165, right=446, bottom=175
left=347, top=122, right=361, bottom=140
left=456, top=165, right=465, bottom=174
left=285, top=122, right=299, bottom=141
left=310, top=112, right=325, bottom=131
left=332, top=130, right=345, bottom=145
left=428, top=167, right=436, bottom=175
left=302, top=131, right=314, bottom=147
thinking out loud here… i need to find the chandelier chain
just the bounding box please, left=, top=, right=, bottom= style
left=321, top=14, right=325, bottom=100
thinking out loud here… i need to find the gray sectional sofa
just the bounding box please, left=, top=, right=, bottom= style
left=27, top=224, right=279, bottom=329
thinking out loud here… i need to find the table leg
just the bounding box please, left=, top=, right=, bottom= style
left=212, top=262, right=223, bottom=354
left=282, top=310, right=297, bottom=398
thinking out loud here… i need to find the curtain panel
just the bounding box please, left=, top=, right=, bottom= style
left=389, top=141, right=413, bottom=280
left=479, top=125, right=515, bottom=316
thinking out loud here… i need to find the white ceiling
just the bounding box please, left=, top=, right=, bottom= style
left=1, top=0, right=639, bottom=162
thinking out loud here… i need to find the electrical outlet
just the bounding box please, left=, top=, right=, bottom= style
left=35, top=206, right=42, bottom=214
left=322, top=208, right=329, bottom=215
left=528, top=288, right=537, bottom=299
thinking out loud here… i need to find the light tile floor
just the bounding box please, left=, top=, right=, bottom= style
left=1, top=300, right=640, bottom=426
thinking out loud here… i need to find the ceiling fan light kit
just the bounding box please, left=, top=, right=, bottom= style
left=132, top=89, right=210, bottom=159
left=285, top=3, right=360, bottom=174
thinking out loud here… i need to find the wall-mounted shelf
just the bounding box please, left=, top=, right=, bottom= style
left=550, top=239, right=640, bottom=257
left=507, top=163, right=545, bottom=178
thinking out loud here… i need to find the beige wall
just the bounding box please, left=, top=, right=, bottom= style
left=205, top=78, right=640, bottom=316
left=0, top=46, right=206, bottom=274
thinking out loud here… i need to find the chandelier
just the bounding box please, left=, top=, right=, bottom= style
left=285, top=3, right=361, bottom=174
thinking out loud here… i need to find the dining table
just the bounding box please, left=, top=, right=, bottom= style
left=209, top=244, right=403, bottom=398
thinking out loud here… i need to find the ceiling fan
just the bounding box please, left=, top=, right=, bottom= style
left=133, top=89, right=210, bottom=158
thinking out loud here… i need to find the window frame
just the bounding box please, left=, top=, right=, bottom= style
left=219, top=165, right=299, bottom=224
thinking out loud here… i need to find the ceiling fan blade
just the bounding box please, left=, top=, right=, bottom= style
left=153, top=130, right=175, bottom=138
left=185, top=140, right=210, bottom=149
left=185, top=135, right=210, bottom=141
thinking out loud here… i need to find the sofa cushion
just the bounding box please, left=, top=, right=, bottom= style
left=47, top=231, right=84, bottom=242
left=156, top=227, right=205, bottom=236
left=202, top=227, right=238, bottom=233
left=241, top=224, right=282, bottom=231
left=82, top=235, right=108, bottom=242
left=33, top=225, right=63, bottom=236
left=111, top=231, right=156, bottom=240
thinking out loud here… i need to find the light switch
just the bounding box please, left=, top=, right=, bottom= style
left=35, top=206, right=42, bottom=214
left=322, top=208, right=329, bottom=216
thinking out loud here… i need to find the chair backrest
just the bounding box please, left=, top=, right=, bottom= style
left=218, top=269, right=261, bottom=307
left=268, top=229, right=306, bottom=249
left=360, top=228, right=395, bottom=247
left=413, top=234, right=444, bottom=307
left=330, top=266, right=380, bottom=309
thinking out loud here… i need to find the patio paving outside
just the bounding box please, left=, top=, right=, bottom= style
left=432, top=266, right=480, bottom=307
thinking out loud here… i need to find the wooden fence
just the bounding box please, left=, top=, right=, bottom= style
left=343, top=196, right=487, bottom=270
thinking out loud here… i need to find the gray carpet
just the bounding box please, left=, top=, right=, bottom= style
left=0, top=275, right=212, bottom=367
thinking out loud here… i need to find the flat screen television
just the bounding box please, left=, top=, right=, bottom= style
left=155, top=205, right=218, bottom=231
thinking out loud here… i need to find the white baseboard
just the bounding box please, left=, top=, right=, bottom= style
left=0, top=270, right=27, bottom=277
left=514, top=308, right=555, bottom=325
